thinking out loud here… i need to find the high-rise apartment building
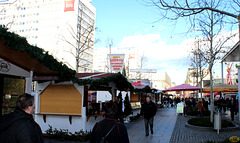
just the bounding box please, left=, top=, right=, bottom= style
left=0, top=0, right=96, bottom=72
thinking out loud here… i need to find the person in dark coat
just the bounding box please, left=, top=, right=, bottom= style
left=229, top=97, right=237, bottom=121
left=140, top=96, right=157, bottom=136
left=0, top=93, right=44, bottom=143
left=90, top=100, right=129, bottom=143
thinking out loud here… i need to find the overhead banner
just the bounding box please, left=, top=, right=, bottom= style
left=64, top=0, right=75, bottom=12
left=108, top=54, right=125, bottom=72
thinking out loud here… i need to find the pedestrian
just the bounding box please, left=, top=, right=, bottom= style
left=197, top=99, right=204, bottom=117
left=114, top=95, right=124, bottom=123
left=0, top=93, right=44, bottom=143
left=140, top=96, right=157, bottom=136
left=90, top=100, right=129, bottom=143
left=229, top=97, right=236, bottom=121
left=202, top=98, right=208, bottom=112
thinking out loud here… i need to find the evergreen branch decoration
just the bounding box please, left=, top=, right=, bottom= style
left=0, top=25, right=75, bottom=81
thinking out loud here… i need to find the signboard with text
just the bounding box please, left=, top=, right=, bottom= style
left=64, top=0, right=75, bottom=12
left=108, top=54, right=125, bottom=72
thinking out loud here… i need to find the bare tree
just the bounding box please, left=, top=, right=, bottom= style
left=144, top=0, right=239, bottom=122
left=62, top=11, right=95, bottom=73
left=189, top=39, right=209, bottom=99
left=194, top=9, right=237, bottom=122
left=145, top=0, right=239, bottom=38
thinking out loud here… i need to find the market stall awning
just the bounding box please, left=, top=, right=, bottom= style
left=203, top=83, right=238, bottom=93
left=131, top=82, right=146, bottom=89
left=0, top=40, right=58, bottom=75
left=0, top=26, right=75, bottom=79
left=163, top=84, right=200, bottom=92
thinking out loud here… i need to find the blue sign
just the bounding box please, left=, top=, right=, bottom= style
left=0, top=0, right=9, bottom=2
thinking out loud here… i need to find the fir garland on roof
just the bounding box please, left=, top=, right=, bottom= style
left=0, top=25, right=76, bottom=81
left=75, top=72, right=134, bottom=91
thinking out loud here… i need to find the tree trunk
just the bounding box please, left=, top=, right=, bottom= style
left=210, top=66, right=214, bottom=123
left=210, top=10, right=214, bottom=123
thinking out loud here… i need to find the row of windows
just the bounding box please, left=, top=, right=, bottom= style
left=20, top=6, right=40, bottom=10
left=78, top=9, right=94, bottom=25
left=19, top=13, right=39, bottom=17
left=16, top=21, right=38, bottom=25
left=78, top=0, right=94, bottom=17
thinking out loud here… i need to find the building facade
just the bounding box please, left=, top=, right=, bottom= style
left=0, top=0, right=96, bottom=72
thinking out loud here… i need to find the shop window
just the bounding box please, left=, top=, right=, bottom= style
left=2, top=77, right=25, bottom=115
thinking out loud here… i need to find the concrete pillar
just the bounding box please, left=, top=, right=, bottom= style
left=25, top=71, right=33, bottom=94
left=238, top=67, right=240, bottom=121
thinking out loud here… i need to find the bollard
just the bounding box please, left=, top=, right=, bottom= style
left=214, top=111, right=221, bottom=134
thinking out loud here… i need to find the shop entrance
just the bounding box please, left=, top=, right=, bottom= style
left=0, top=74, right=25, bottom=118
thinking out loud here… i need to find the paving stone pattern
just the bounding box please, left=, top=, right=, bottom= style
left=170, top=114, right=240, bottom=143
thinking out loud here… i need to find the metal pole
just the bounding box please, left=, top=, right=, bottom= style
left=221, top=62, right=224, bottom=84
left=238, top=66, right=240, bottom=121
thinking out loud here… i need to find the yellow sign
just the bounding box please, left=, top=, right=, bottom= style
left=229, top=136, right=240, bottom=142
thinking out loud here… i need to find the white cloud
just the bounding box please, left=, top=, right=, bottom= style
left=119, top=33, right=193, bottom=84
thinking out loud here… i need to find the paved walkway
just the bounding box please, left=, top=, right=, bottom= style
left=44, top=108, right=178, bottom=143
left=125, top=108, right=177, bottom=143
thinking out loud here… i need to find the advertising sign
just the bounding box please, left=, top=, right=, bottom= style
left=177, top=103, right=183, bottom=114
left=108, top=54, right=125, bottom=72
left=64, top=0, right=75, bottom=12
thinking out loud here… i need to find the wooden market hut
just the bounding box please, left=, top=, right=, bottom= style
left=0, top=26, right=75, bottom=117
left=0, top=26, right=133, bottom=132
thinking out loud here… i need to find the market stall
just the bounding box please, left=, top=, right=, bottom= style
left=34, top=73, right=133, bottom=133
left=0, top=26, right=75, bottom=117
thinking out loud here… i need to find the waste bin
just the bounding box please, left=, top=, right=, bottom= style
left=214, top=111, right=221, bottom=130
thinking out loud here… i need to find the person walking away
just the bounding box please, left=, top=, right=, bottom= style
left=140, top=96, right=157, bottom=136
left=197, top=99, right=204, bottom=117
left=90, top=101, right=129, bottom=143
left=229, top=97, right=236, bottom=121
left=0, top=93, right=44, bottom=143
left=114, top=96, right=124, bottom=123
left=202, top=98, right=208, bottom=112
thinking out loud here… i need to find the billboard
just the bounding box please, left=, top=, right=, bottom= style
left=64, top=0, right=75, bottom=12
left=108, top=54, right=125, bottom=72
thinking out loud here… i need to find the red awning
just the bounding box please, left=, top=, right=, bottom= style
left=131, top=82, right=146, bottom=89
left=205, top=92, right=218, bottom=96
left=163, top=84, right=200, bottom=92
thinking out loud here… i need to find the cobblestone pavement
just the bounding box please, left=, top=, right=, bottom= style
left=170, top=114, right=240, bottom=143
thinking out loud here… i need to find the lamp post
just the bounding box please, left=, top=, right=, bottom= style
left=236, top=64, right=240, bottom=121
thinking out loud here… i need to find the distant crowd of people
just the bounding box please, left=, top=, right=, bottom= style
left=162, top=96, right=239, bottom=121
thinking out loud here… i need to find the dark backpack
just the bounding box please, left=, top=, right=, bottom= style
left=99, top=123, right=117, bottom=143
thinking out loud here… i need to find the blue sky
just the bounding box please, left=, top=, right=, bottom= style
left=91, top=0, right=239, bottom=85
left=92, top=0, right=191, bottom=47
